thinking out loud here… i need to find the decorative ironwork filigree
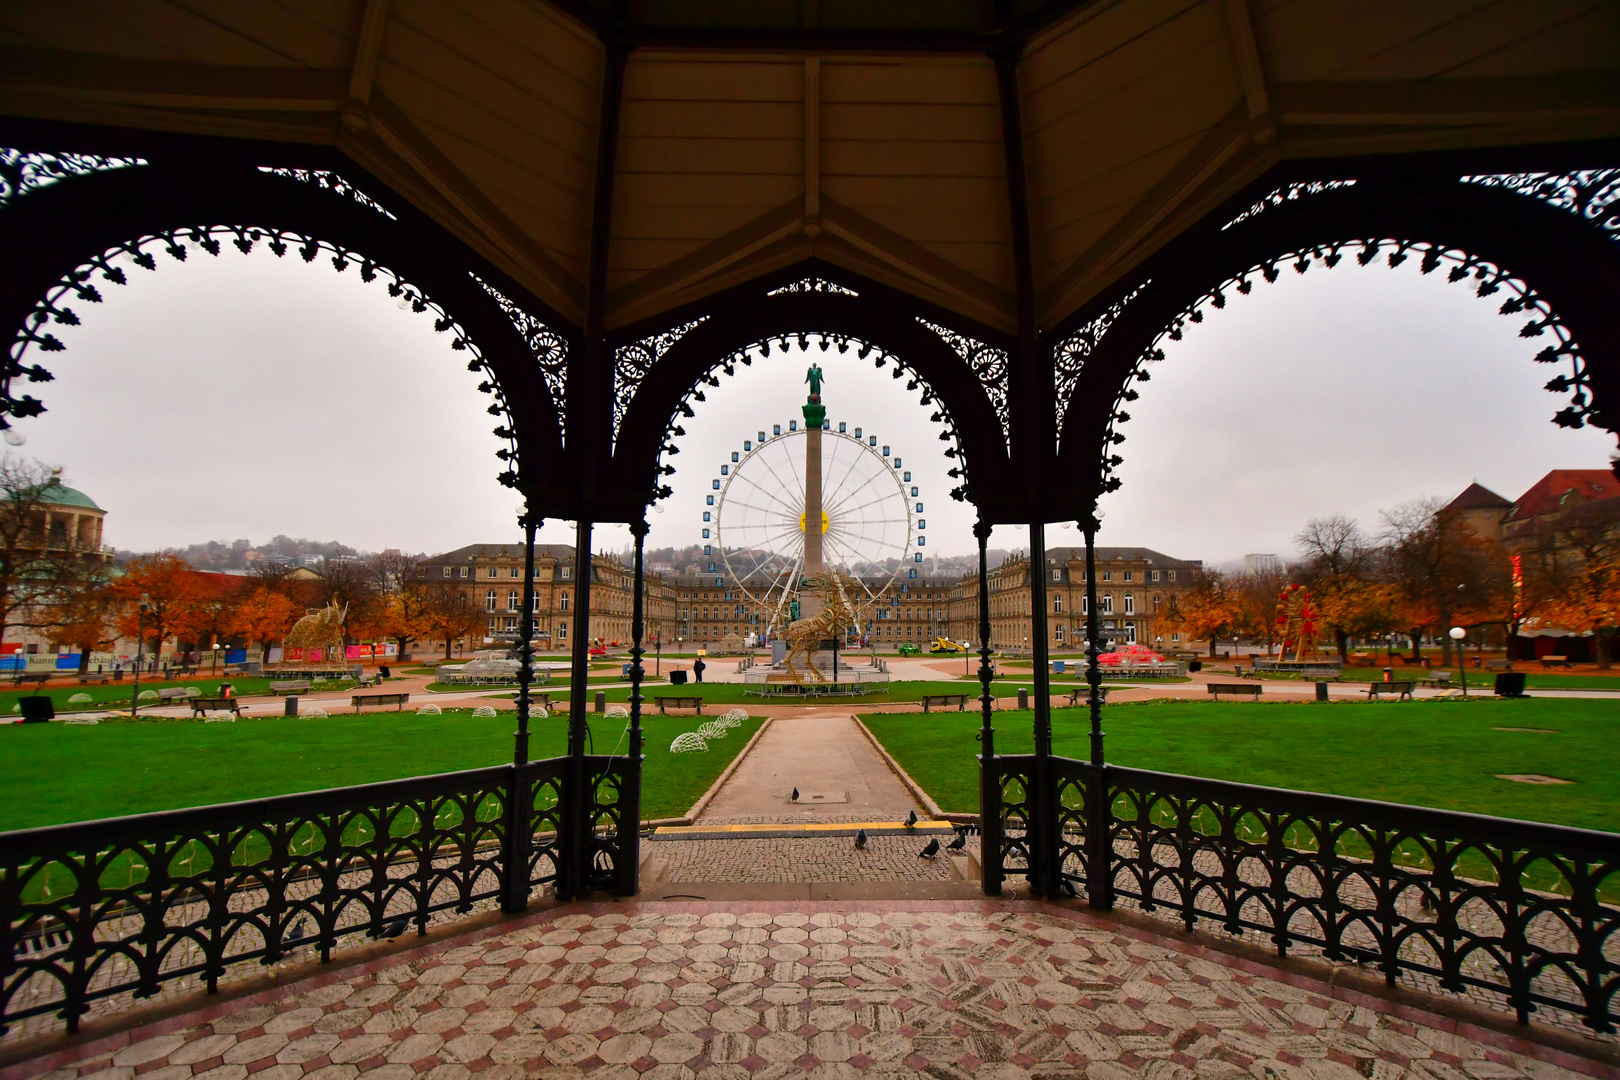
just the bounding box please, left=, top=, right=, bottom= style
left=1461, top=170, right=1620, bottom=244
left=766, top=277, right=858, bottom=297
left=256, top=166, right=397, bottom=220
left=917, top=318, right=1010, bottom=446
left=614, top=318, right=707, bottom=443
left=1221, top=179, right=1357, bottom=231
left=1097, top=238, right=1593, bottom=493
left=0, top=754, right=635, bottom=1040
left=6, top=225, right=522, bottom=485
left=1053, top=283, right=1146, bottom=447
left=0, top=148, right=146, bottom=209
left=471, top=273, right=570, bottom=440
left=1032, top=760, right=1620, bottom=1033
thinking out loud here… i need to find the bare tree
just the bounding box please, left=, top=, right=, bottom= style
left=1295, top=515, right=1370, bottom=578
left=317, top=558, right=382, bottom=645
left=0, top=455, right=75, bottom=650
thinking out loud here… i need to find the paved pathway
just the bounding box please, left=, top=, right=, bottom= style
left=694, top=715, right=919, bottom=824
left=11, top=901, right=1602, bottom=1080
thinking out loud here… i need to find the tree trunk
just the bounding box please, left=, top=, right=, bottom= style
left=443, top=638, right=453, bottom=660
left=1598, top=629, right=1613, bottom=670
left=1335, top=630, right=1349, bottom=664
left=1409, top=630, right=1423, bottom=665
left=1208, top=637, right=1218, bottom=658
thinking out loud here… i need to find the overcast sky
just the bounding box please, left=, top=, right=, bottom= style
left=23, top=245, right=1614, bottom=566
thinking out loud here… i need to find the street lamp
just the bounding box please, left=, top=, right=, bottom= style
left=132, top=592, right=150, bottom=717
left=654, top=633, right=661, bottom=677
left=1449, top=626, right=1468, bottom=696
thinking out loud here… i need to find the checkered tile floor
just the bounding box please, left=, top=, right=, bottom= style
left=12, top=903, right=1600, bottom=1080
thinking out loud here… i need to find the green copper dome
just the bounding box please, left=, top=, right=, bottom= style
left=40, top=481, right=102, bottom=512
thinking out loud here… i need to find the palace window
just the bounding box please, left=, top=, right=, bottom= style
left=460, top=566, right=469, bottom=578
left=1102, top=570, right=1111, bottom=581
left=561, top=567, right=571, bottom=579
left=486, top=590, right=497, bottom=612
left=504, top=617, right=517, bottom=631
left=1102, top=594, right=1114, bottom=615
left=488, top=567, right=497, bottom=578
left=1126, top=621, right=1138, bottom=643
left=508, top=590, right=519, bottom=611
left=1052, top=569, right=1061, bottom=581
left=510, top=567, right=519, bottom=578
left=1081, top=596, right=1088, bottom=614
left=1153, top=595, right=1161, bottom=611
left=1150, top=569, right=1160, bottom=583
left=1055, top=624, right=1065, bottom=642
left=1124, top=594, right=1135, bottom=615
left=1053, top=596, right=1062, bottom=613
left=442, top=566, right=451, bottom=578
left=1123, top=570, right=1133, bottom=582
left=560, top=593, right=570, bottom=610
left=558, top=622, right=567, bottom=640
left=1167, top=570, right=1177, bottom=582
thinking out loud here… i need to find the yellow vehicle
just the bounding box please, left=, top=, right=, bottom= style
left=929, top=638, right=961, bottom=654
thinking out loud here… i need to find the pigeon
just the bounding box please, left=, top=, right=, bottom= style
left=947, top=831, right=966, bottom=851
left=854, top=828, right=868, bottom=850
left=918, top=838, right=940, bottom=858
left=791, top=787, right=799, bottom=802
left=284, top=918, right=310, bottom=948
left=373, top=917, right=410, bottom=941
left=905, top=810, right=918, bottom=829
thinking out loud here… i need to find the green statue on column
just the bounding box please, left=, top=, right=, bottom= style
left=803, top=363, right=826, bottom=426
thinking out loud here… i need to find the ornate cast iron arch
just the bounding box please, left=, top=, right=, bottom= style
left=603, top=269, right=1016, bottom=525
left=1048, top=168, right=1620, bottom=514
left=0, top=143, right=575, bottom=508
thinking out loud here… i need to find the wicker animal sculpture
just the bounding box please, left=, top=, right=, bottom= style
left=780, top=574, right=864, bottom=681
left=284, top=602, right=348, bottom=653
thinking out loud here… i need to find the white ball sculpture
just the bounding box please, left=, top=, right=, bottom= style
left=137, top=690, right=158, bottom=702
left=417, top=703, right=442, bottom=715
left=670, top=732, right=708, bottom=754
left=69, top=693, right=93, bottom=704
left=472, top=705, right=498, bottom=718
left=533, top=706, right=549, bottom=718
left=605, top=705, right=630, bottom=718
left=304, top=707, right=329, bottom=718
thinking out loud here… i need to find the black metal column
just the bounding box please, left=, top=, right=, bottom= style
left=514, top=514, right=539, bottom=766
left=1082, top=514, right=1113, bottom=909
left=1028, top=520, right=1055, bottom=896
left=502, top=512, right=539, bottom=914
left=975, top=520, right=1002, bottom=895
left=619, top=519, right=648, bottom=896
left=561, top=518, right=594, bottom=899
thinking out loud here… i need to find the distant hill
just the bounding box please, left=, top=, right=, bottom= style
left=120, top=535, right=367, bottom=571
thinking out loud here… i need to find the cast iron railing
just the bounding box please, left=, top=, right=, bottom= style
left=990, top=754, right=1620, bottom=1033
left=0, top=755, right=635, bottom=1039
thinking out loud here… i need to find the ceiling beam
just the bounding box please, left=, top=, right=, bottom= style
left=342, top=0, right=391, bottom=131
left=0, top=48, right=345, bottom=112
left=606, top=198, right=805, bottom=329
left=819, top=196, right=1016, bottom=332
left=1273, top=73, right=1620, bottom=127
left=994, top=51, right=1043, bottom=461
left=1040, top=101, right=1255, bottom=325
left=348, top=91, right=584, bottom=317
left=803, top=57, right=821, bottom=237
left=1221, top=0, right=1271, bottom=132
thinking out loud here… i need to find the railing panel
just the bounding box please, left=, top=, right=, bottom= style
left=1044, top=758, right=1620, bottom=1033
left=0, top=756, right=620, bottom=1043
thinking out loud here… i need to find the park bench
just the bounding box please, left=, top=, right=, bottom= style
left=919, top=694, right=970, bottom=713
left=351, top=692, right=410, bottom=712
left=1206, top=683, right=1261, bottom=701
left=1419, top=672, right=1453, bottom=689
left=1365, top=681, right=1415, bottom=701
left=157, top=687, right=193, bottom=703
left=270, top=680, right=312, bottom=695
left=11, top=673, right=49, bottom=687
left=1485, top=659, right=1510, bottom=671
left=655, top=696, right=703, bottom=715
left=1540, top=655, right=1571, bottom=668
left=190, top=697, right=243, bottom=717
left=1064, top=687, right=1110, bottom=707
left=77, top=672, right=111, bottom=685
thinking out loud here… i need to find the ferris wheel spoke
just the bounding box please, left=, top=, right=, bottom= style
left=823, top=473, right=894, bottom=522
left=822, top=438, right=870, bottom=508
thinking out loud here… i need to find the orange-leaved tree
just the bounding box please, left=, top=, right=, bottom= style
left=228, top=585, right=302, bottom=658
left=1161, top=569, right=1242, bottom=657
left=113, top=554, right=208, bottom=661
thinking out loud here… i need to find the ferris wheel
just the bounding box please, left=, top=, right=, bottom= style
left=706, top=424, right=920, bottom=631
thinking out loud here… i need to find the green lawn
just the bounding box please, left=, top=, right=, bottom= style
left=0, top=676, right=363, bottom=714
left=0, top=710, right=763, bottom=830
left=863, top=698, right=1620, bottom=832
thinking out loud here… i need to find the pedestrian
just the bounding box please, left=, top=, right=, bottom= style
left=692, top=656, right=706, bottom=683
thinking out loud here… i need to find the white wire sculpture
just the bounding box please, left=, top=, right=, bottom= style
left=417, top=703, right=442, bottom=715
left=472, top=705, right=498, bottom=718
left=605, top=704, right=630, bottom=718
left=670, top=732, right=709, bottom=753
left=697, top=721, right=727, bottom=740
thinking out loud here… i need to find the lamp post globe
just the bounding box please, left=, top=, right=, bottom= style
left=1449, top=627, right=1469, bottom=697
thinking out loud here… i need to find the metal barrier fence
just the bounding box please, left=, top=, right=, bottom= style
left=987, top=754, right=1619, bottom=1033
left=0, top=755, right=634, bottom=1039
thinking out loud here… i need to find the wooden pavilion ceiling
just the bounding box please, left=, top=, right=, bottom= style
left=1, top=0, right=1617, bottom=335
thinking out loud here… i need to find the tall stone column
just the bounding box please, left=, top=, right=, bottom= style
left=803, top=418, right=823, bottom=576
